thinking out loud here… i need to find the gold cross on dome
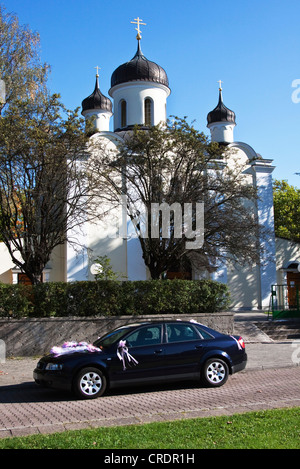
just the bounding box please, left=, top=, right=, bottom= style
left=131, top=17, right=146, bottom=40
left=94, top=66, right=101, bottom=77
left=218, top=80, right=223, bottom=90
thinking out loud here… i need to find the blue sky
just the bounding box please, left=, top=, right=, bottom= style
left=4, top=0, right=300, bottom=187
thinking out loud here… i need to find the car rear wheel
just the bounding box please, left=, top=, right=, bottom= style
left=201, top=358, right=229, bottom=387
left=73, top=367, right=107, bottom=399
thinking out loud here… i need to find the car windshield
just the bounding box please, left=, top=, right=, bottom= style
left=93, top=326, right=133, bottom=349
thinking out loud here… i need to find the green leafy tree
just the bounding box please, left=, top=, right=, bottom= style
left=0, top=5, right=49, bottom=243
left=0, top=7, right=100, bottom=284
left=0, top=95, right=93, bottom=284
left=0, top=5, right=49, bottom=111
left=273, top=179, right=300, bottom=242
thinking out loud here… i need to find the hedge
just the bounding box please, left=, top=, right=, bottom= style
left=0, top=279, right=230, bottom=318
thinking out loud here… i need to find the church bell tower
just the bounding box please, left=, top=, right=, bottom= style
left=108, top=17, right=171, bottom=132
left=81, top=68, right=112, bottom=132
left=207, top=83, right=236, bottom=144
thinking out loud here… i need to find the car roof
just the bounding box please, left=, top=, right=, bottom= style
left=115, top=320, right=222, bottom=337
left=115, top=320, right=208, bottom=329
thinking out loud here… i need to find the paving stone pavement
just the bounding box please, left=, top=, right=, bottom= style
left=0, top=312, right=299, bottom=438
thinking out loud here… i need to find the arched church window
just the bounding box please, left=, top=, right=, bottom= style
left=144, top=98, right=153, bottom=126
left=120, top=100, right=127, bottom=128
left=286, top=262, right=300, bottom=271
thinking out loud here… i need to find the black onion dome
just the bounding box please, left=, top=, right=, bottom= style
left=207, top=89, right=236, bottom=125
left=82, top=76, right=112, bottom=113
left=110, top=40, right=169, bottom=89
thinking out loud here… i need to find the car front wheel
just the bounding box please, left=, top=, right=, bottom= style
left=73, top=367, right=107, bottom=399
left=201, top=358, right=229, bottom=387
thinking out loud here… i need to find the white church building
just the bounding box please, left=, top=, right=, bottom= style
left=1, top=21, right=300, bottom=311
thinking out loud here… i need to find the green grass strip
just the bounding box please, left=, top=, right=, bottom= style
left=0, top=407, right=299, bottom=449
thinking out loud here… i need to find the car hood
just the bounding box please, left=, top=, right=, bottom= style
left=40, top=349, right=106, bottom=362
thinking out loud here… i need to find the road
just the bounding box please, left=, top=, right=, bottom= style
left=0, top=366, right=300, bottom=438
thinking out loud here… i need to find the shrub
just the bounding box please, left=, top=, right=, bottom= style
left=0, top=279, right=230, bottom=318
left=0, top=283, right=34, bottom=318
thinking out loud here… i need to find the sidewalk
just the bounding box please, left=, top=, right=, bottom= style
left=234, top=311, right=272, bottom=344
left=234, top=311, right=299, bottom=370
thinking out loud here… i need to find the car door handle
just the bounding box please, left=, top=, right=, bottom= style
left=154, top=349, right=163, bottom=354
left=195, top=345, right=203, bottom=350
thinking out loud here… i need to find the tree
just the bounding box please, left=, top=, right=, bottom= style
left=0, top=7, right=101, bottom=284
left=0, top=94, right=93, bottom=284
left=0, top=5, right=49, bottom=111
left=91, top=118, right=262, bottom=279
left=273, top=179, right=300, bottom=242
left=91, top=255, right=125, bottom=281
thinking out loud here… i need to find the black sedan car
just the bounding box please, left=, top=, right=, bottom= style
left=34, top=320, right=247, bottom=399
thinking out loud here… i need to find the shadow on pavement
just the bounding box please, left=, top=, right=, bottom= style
left=0, top=378, right=204, bottom=405
left=0, top=382, right=70, bottom=404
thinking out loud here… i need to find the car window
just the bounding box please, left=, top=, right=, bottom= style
left=194, top=324, right=215, bottom=339
left=125, top=325, right=162, bottom=347
left=166, top=323, right=200, bottom=343
left=93, top=327, right=133, bottom=349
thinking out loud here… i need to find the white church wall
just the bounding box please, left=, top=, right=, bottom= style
left=205, top=144, right=276, bottom=310
left=66, top=223, right=89, bottom=282
left=46, top=244, right=66, bottom=282
left=0, top=242, right=16, bottom=283
left=226, top=262, right=260, bottom=310
left=87, top=207, right=127, bottom=280
left=250, top=162, right=277, bottom=308
left=275, top=237, right=300, bottom=284
left=82, top=109, right=112, bottom=132
left=127, top=237, right=148, bottom=280
left=65, top=132, right=128, bottom=281
left=229, top=142, right=259, bottom=164
left=207, top=145, right=256, bottom=307
left=208, top=123, right=235, bottom=144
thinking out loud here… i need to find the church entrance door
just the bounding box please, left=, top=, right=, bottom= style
left=287, top=271, right=300, bottom=309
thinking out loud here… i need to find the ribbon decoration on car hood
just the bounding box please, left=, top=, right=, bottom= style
left=50, top=341, right=101, bottom=356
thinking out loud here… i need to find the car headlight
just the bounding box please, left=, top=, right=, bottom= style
left=45, top=363, right=63, bottom=371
